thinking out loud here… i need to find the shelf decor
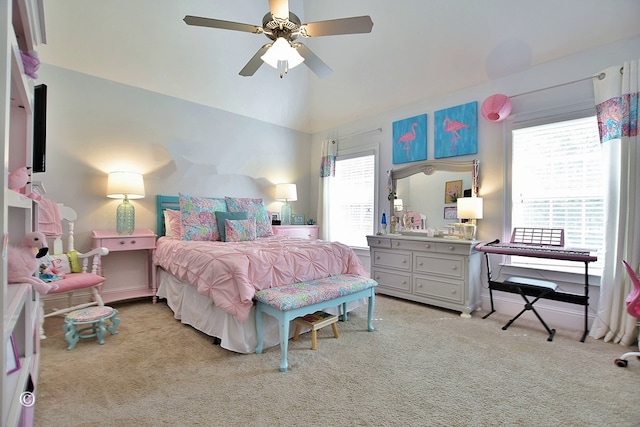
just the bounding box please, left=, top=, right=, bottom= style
left=6, top=335, right=20, bottom=375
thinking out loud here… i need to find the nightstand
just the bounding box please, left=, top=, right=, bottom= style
left=92, top=229, right=157, bottom=303
left=272, top=225, right=319, bottom=240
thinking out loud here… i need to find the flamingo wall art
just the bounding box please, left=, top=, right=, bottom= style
left=434, top=101, right=478, bottom=158
left=392, top=114, right=427, bottom=164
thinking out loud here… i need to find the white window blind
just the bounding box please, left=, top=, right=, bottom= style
left=511, top=115, right=604, bottom=271
left=329, top=152, right=375, bottom=248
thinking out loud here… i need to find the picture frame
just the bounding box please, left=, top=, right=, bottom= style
left=270, top=212, right=281, bottom=226
left=292, top=214, right=305, bottom=225
left=392, top=114, right=428, bottom=164
left=445, top=180, right=463, bottom=204
left=434, top=101, right=478, bottom=159
left=6, top=334, right=20, bottom=375
left=444, top=206, right=458, bottom=220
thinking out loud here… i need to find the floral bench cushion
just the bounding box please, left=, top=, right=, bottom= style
left=254, top=274, right=377, bottom=311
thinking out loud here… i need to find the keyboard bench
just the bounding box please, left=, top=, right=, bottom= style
left=254, top=274, right=377, bottom=372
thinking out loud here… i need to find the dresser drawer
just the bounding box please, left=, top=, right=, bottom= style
left=390, top=239, right=436, bottom=252
left=414, top=253, right=464, bottom=279
left=99, top=235, right=156, bottom=252
left=435, top=242, right=473, bottom=256
left=413, top=274, right=464, bottom=304
left=371, top=249, right=411, bottom=271
left=367, top=236, right=391, bottom=248
left=372, top=269, right=412, bottom=292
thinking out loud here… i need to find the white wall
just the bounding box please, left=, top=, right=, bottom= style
left=33, top=64, right=313, bottom=295
left=310, top=35, right=640, bottom=331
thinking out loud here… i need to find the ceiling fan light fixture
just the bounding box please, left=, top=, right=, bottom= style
left=261, top=37, right=304, bottom=70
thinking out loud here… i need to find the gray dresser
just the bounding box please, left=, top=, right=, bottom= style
left=367, top=234, right=482, bottom=317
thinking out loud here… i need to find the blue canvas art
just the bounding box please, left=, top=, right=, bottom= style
left=434, top=102, right=478, bottom=158
left=392, top=114, right=427, bottom=164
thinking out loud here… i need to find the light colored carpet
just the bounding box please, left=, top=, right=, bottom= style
left=35, top=295, right=640, bottom=427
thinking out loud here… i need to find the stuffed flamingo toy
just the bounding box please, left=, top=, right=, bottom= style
left=7, top=232, right=57, bottom=294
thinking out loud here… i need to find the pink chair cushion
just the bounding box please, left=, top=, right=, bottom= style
left=48, top=273, right=105, bottom=293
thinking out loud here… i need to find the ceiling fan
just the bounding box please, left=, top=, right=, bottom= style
left=184, top=0, right=374, bottom=78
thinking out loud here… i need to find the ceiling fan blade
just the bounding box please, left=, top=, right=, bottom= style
left=301, top=16, right=373, bottom=37
left=239, top=44, right=271, bottom=76
left=295, top=43, right=332, bottom=78
left=269, top=0, right=289, bottom=20
left=183, top=15, right=263, bottom=34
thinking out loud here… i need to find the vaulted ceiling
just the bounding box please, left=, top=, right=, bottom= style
left=37, top=0, right=640, bottom=133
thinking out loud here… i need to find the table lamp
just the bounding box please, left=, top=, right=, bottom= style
left=456, top=197, right=483, bottom=240
left=107, top=171, right=145, bottom=235
left=275, top=183, right=297, bottom=225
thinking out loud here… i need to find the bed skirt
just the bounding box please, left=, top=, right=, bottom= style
left=155, top=268, right=366, bottom=354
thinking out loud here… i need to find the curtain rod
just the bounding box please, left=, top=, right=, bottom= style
left=510, top=71, right=608, bottom=99
left=337, top=127, right=382, bottom=141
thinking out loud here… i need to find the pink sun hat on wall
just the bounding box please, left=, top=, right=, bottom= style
left=481, top=94, right=512, bottom=122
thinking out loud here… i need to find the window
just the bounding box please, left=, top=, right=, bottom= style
left=329, top=151, right=375, bottom=247
left=510, top=115, right=604, bottom=272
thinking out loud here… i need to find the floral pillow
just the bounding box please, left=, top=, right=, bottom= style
left=224, top=197, right=273, bottom=238
left=163, top=209, right=182, bottom=239
left=225, top=218, right=257, bottom=242
left=179, top=193, right=227, bottom=241
left=215, top=211, right=249, bottom=242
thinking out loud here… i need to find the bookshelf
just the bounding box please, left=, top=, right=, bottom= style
left=1, top=1, right=46, bottom=425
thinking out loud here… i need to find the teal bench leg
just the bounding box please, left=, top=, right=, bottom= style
left=255, top=287, right=376, bottom=372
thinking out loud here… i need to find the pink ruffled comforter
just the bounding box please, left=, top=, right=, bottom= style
left=153, top=236, right=368, bottom=322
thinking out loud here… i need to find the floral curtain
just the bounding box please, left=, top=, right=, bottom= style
left=590, top=60, right=640, bottom=346
left=317, top=139, right=337, bottom=240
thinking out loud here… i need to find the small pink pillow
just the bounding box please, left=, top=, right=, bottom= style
left=225, top=218, right=257, bottom=242
left=164, top=209, right=182, bottom=239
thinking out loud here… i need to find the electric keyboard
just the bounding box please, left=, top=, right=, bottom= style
left=477, top=241, right=598, bottom=262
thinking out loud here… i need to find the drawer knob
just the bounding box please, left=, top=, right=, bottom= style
left=402, top=259, right=407, bottom=263
left=395, top=242, right=400, bottom=246
left=131, top=240, right=137, bottom=244
left=451, top=289, right=457, bottom=294
left=402, top=280, right=407, bottom=285
left=119, top=240, right=126, bottom=245
left=419, top=262, right=423, bottom=266
left=451, top=266, right=457, bottom=270
left=425, top=244, right=430, bottom=248
left=377, top=240, right=381, bottom=244
left=448, top=246, right=455, bottom=251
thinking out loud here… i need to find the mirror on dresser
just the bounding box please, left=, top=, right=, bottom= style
left=388, top=159, right=479, bottom=232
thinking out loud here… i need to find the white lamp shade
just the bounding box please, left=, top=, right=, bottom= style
left=261, top=38, right=305, bottom=69
left=457, top=197, right=483, bottom=219
left=275, top=183, right=297, bottom=201
left=106, top=172, right=145, bottom=199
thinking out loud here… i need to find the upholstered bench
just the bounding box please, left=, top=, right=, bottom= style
left=63, top=306, right=120, bottom=350
left=254, top=274, right=377, bottom=372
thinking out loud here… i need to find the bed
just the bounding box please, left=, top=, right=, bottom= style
left=153, top=194, right=369, bottom=353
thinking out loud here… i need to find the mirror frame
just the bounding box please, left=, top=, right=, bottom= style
left=388, top=159, right=479, bottom=216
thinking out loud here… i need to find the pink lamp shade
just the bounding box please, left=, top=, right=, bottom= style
left=481, top=94, right=512, bottom=122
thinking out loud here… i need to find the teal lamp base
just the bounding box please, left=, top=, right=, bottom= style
left=281, top=202, right=292, bottom=225
left=116, top=197, right=135, bottom=235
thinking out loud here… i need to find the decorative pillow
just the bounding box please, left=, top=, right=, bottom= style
left=225, top=218, right=257, bottom=242
left=67, top=250, right=81, bottom=273
left=224, top=197, right=273, bottom=238
left=48, top=254, right=72, bottom=275
left=38, top=254, right=65, bottom=282
left=163, top=209, right=182, bottom=239
left=179, top=193, right=227, bottom=241
left=215, top=211, right=249, bottom=242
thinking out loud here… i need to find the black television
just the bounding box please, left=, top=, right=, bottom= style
left=32, top=84, right=47, bottom=173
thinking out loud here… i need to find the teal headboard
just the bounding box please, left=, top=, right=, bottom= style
left=156, top=195, right=179, bottom=237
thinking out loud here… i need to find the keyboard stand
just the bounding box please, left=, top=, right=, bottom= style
left=481, top=251, right=591, bottom=342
